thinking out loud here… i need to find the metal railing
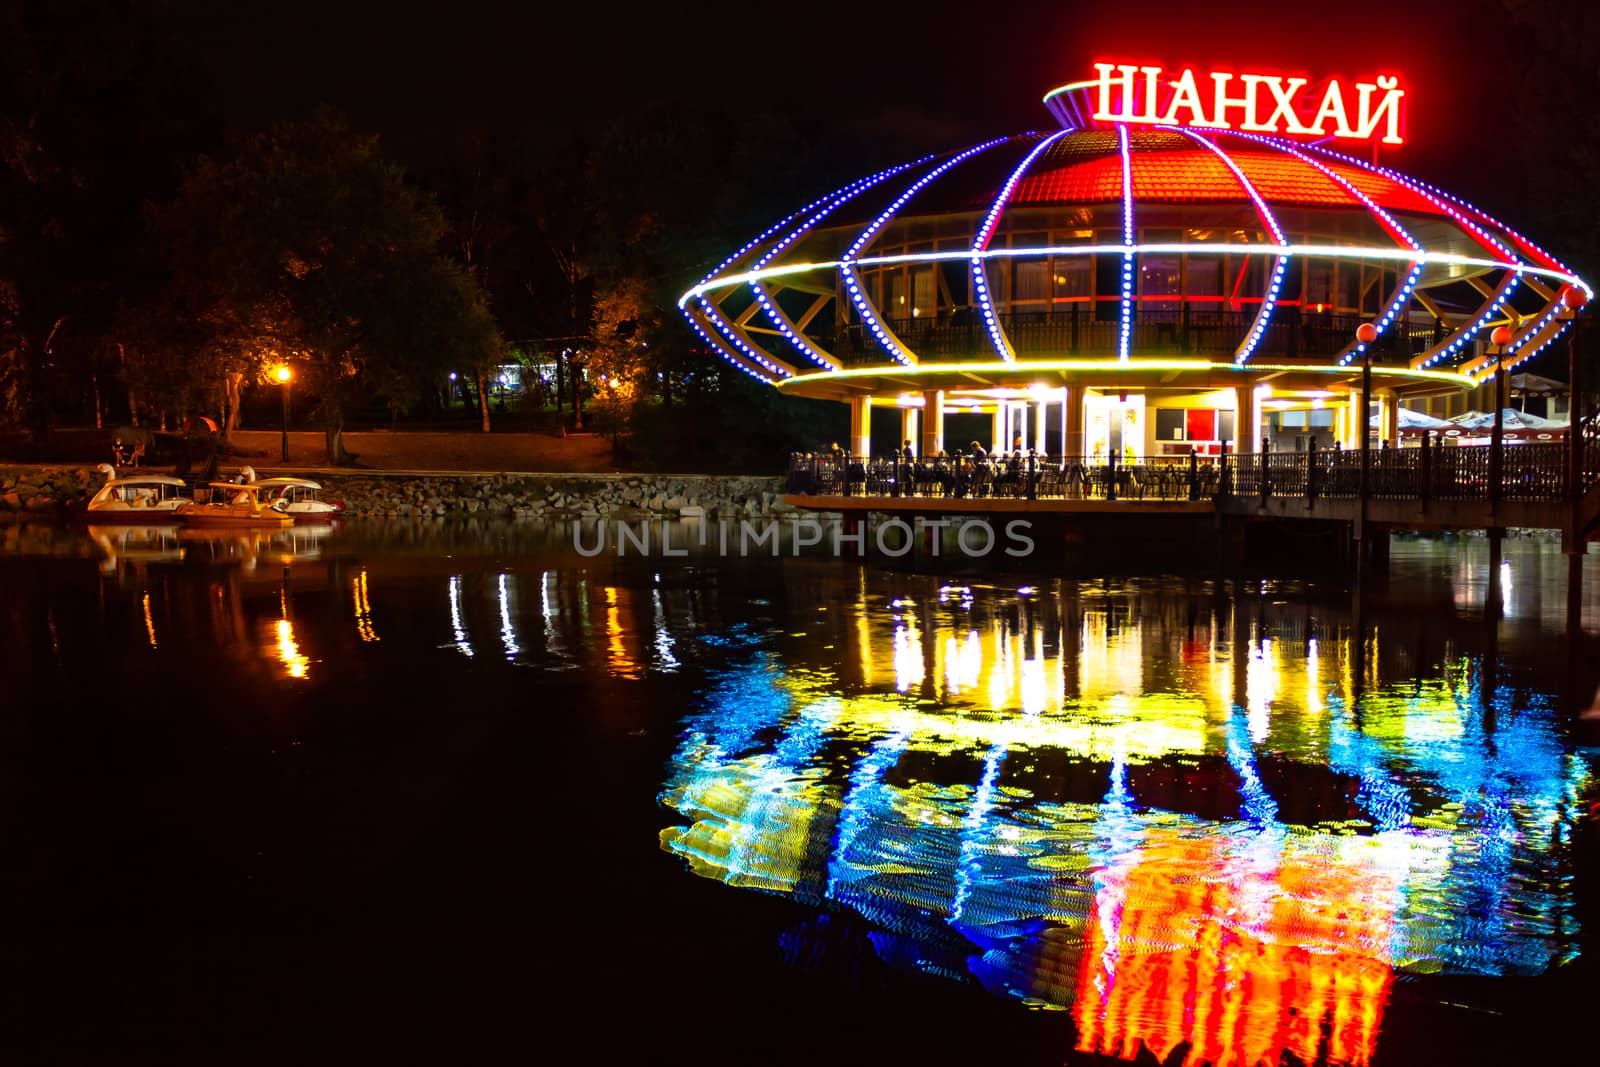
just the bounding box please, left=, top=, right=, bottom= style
left=787, top=437, right=1600, bottom=507
left=787, top=451, right=1218, bottom=502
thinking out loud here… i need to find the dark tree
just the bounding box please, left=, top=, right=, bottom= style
left=156, top=107, right=503, bottom=464
left=0, top=3, right=218, bottom=436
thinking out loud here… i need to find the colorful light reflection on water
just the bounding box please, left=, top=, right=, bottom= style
left=4, top=521, right=1597, bottom=1063
left=659, top=575, right=1593, bottom=1067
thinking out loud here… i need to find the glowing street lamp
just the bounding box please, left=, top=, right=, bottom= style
left=1489, top=325, right=1514, bottom=516
left=276, top=365, right=292, bottom=463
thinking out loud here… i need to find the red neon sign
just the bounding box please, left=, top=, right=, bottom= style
left=1080, top=63, right=1406, bottom=145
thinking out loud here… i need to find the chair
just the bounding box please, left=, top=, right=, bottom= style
left=1035, top=462, right=1064, bottom=498
left=971, top=463, right=994, bottom=498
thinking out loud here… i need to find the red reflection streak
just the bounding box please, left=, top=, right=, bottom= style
left=1073, top=834, right=1395, bottom=1067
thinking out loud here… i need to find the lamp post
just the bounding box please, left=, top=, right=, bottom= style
left=1562, top=285, right=1590, bottom=694
left=1348, top=321, right=1382, bottom=599
left=1355, top=321, right=1377, bottom=520
left=276, top=365, right=291, bottom=463
left=1484, top=324, right=1515, bottom=620
left=1489, top=325, right=1514, bottom=522
left=1564, top=286, right=1589, bottom=510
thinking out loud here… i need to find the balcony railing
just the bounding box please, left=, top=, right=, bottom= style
left=817, top=306, right=1448, bottom=365
left=786, top=437, right=1599, bottom=506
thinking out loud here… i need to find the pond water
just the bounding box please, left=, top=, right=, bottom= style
left=2, top=519, right=1597, bottom=1064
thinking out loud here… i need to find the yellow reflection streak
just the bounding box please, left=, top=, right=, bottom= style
left=142, top=592, right=157, bottom=649
left=1247, top=635, right=1278, bottom=741
left=1021, top=655, right=1047, bottom=716
left=1307, top=636, right=1322, bottom=713
left=943, top=631, right=984, bottom=696
left=893, top=618, right=924, bottom=693
left=1081, top=610, right=1144, bottom=701
left=352, top=570, right=379, bottom=642
left=605, top=587, right=639, bottom=679
left=275, top=617, right=308, bottom=679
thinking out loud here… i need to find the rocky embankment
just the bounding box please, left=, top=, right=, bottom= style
left=0, top=465, right=100, bottom=512
left=313, top=472, right=791, bottom=519
left=0, top=465, right=791, bottom=519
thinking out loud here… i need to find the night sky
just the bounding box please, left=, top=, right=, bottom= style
left=170, top=0, right=1527, bottom=196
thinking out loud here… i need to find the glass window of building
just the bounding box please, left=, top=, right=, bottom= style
left=886, top=270, right=908, bottom=323
left=1305, top=260, right=1334, bottom=313
left=1015, top=260, right=1050, bottom=308
left=912, top=267, right=935, bottom=318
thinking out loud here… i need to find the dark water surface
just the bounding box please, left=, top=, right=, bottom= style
left=2, top=519, right=1598, bottom=1065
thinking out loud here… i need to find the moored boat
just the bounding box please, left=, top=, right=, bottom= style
left=239, top=468, right=344, bottom=521
left=83, top=463, right=191, bottom=521
left=174, top=482, right=295, bottom=528
left=86, top=523, right=186, bottom=573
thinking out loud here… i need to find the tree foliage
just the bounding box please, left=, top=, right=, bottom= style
left=0, top=3, right=217, bottom=436
left=155, top=108, right=503, bottom=463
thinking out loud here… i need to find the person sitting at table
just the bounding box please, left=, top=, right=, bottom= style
left=934, top=449, right=953, bottom=497
left=999, top=448, right=1022, bottom=496
left=846, top=449, right=866, bottom=491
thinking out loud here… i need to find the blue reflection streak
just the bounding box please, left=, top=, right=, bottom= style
left=1084, top=744, right=1140, bottom=1010
left=724, top=697, right=836, bottom=886
left=688, top=652, right=792, bottom=758
left=1224, top=711, right=1282, bottom=833
left=653, top=588, right=680, bottom=671
left=826, top=730, right=910, bottom=902
left=949, top=744, right=1007, bottom=925
left=1325, top=707, right=1414, bottom=833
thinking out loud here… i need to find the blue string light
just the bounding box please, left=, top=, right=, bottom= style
left=1236, top=132, right=1424, bottom=366
left=969, top=129, right=1073, bottom=362
left=839, top=137, right=1013, bottom=366
left=749, top=155, right=938, bottom=370
left=1297, top=139, right=1532, bottom=370
left=1167, top=128, right=1289, bottom=365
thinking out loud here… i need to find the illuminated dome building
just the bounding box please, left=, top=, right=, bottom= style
left=680, top=68, right=1590, bottom=460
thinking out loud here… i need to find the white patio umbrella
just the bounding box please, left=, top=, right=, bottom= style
left=1451, top=408, right=1565, bottom=431
left=1508, top=372, right=1567, bottom=398
left=1396, top=408, right=1456, bottom=430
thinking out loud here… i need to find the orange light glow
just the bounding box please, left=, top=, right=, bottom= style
left=142, top=592, right=157, bottom=649
left=352, top=570, right=379, bottom=642
left=275, top=365, right=291, bottom=383
left=604, top=586, right=640, bottom=679
left=275, top=617, right=308, bottom=678
left=1072, top=831, right=1394, bottom=1067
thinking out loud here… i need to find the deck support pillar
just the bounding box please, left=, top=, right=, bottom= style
left=1233, top=385, right=1255, bottom=456
left=850, top=396, right=872, bottom=458
left=1380, top=393, right=1400, bottom=448
left=899, top=406, right=917, bottom=454
left=922, top=390, right=944, bottom=457
left=1065, top=389, right=1084, bottom=457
